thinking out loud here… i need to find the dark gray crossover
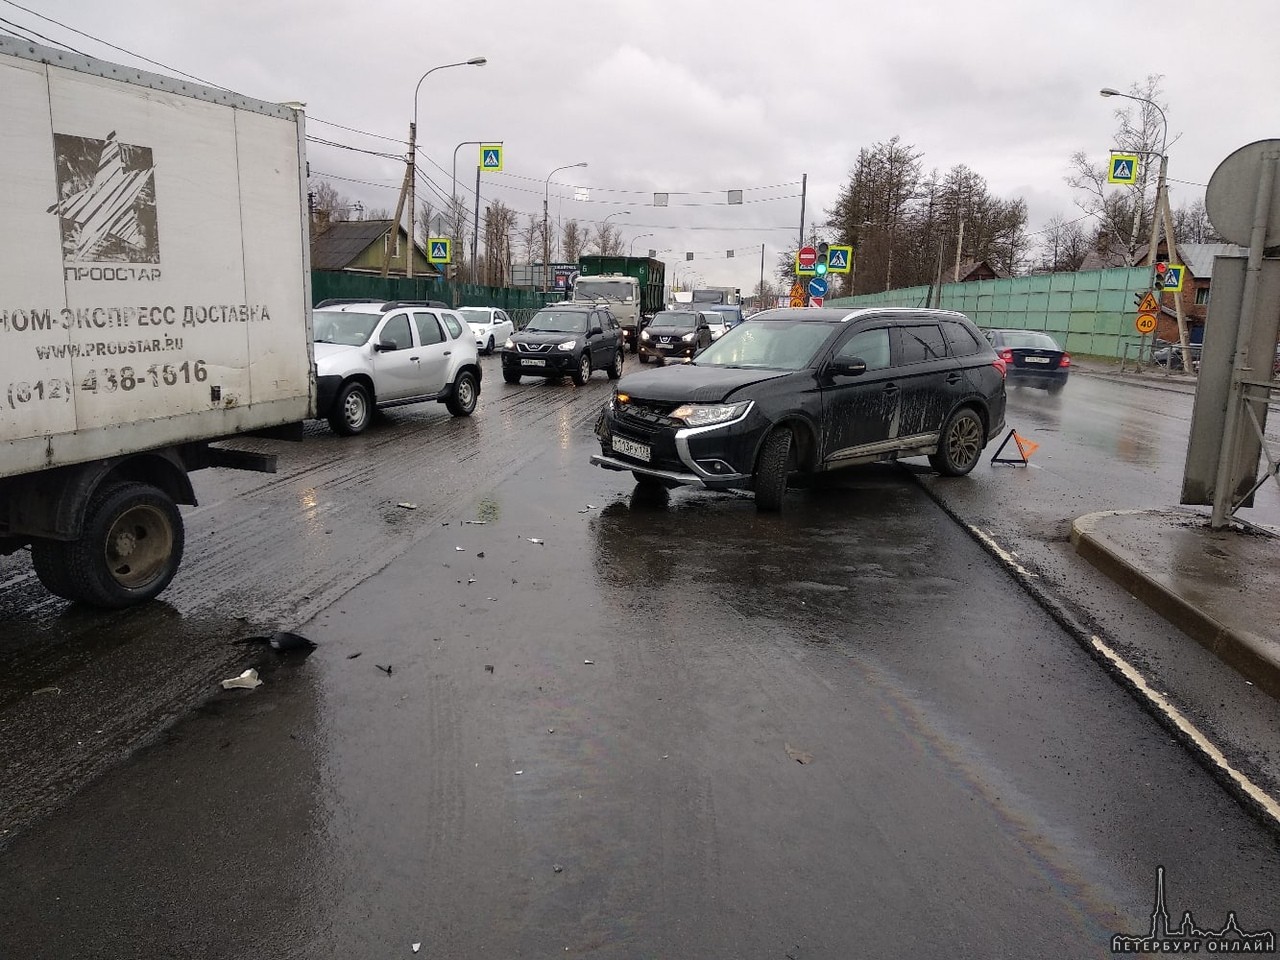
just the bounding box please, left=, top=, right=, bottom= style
left=591, top=307, right=1007, bottom=510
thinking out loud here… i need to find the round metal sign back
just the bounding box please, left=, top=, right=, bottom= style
left=1204, top=139, right=1280, bottom=248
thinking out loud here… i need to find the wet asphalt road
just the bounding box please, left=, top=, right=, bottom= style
left=2, top=361, right=1279, bottom=958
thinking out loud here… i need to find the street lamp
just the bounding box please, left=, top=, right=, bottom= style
left=601, top=211, right=629, bottom=254
left=452, top=138, right=502, bottom=221
left=1099, top=85, right=1183, bottom=371
left=405, top=56, right=485, bottom=279
left=544, top=161, right=587, bottom=292
left=630, top=233, right=654, bottom=257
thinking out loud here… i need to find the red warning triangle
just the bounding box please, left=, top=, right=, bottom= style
left=1013, top=432, right=1039, bottom=460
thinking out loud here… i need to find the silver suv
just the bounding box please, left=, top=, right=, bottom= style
left=312, top=299, right=481, bottom=435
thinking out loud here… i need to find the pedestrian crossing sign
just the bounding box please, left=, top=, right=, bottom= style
left=480, top=144, right=503, bottom=172
left=428, top=237, right=452, bottom=264
left=827, top=245, right=853, bottom=274
left=1108, top=153, right=1139, bottom=185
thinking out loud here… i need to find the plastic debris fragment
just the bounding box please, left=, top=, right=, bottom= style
left=221, top=669, right=262, bottom=691
left=397, top=502, right=417, bottom=510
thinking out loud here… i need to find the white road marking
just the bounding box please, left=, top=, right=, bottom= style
left=1089, top=634, right=1280, bottom=829
left=968, top=525, right=1039, bottom=579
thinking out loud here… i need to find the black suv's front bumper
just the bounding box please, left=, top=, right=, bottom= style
left=591, top=399, right=760, bottom=489
left=501, top=348, right=578, bottom=377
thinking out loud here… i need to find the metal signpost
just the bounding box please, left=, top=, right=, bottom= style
left=1179, top=139, right=1280, bottom=529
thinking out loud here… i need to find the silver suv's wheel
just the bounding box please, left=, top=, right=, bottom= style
left=445, top=370, right=478, bottom=416
left=330, top=381, right=372, bottom=435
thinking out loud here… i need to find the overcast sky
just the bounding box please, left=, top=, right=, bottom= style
left=10, top=0, right=1278, bottom=292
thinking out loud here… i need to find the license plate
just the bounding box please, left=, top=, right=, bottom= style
left=1024, top=356, right=1051, bottom=364
left=520, top=358, right=543, bottom=367
left=612, top=436, right=650, bottom=462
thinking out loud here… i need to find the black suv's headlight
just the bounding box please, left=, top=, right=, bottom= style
left=670, top=401, right=750, bottom=427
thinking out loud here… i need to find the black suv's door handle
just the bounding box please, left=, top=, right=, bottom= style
left=945, top=372, right=962, bottom=384
left=883, top=383, right=900, bottom=395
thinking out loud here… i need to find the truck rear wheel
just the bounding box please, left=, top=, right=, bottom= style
left=58, top=481, right=185, bottom=608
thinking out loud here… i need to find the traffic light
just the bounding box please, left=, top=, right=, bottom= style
left=1153, top=261, right=1168, bottom=290
left=815, top=241, right=830, bottom=276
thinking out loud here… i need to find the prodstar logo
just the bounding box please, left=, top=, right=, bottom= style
left=1112, top=867, right=1275, bottom=953
left=47, top=131, right=160, bottom=274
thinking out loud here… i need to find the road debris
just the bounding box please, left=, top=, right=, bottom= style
left=376, top=664, right=394, bottom=676
left=487, top=597, right=497, bottom=602
left=397, top=502, right=417, bottom=510
left=455, top=546, right=465, bottom=552
left=583, top=660, right=595, bottom=665
left=467, top=577, right=476, bottom=584
left=233, top=631, right=316, bottom=652
left=463, top=520, right=488, bottom=525
left=412, top=944, right=421, bottom=954
left=553, top=864, right=563, bottom=874
left=548, top=728, right=555, bottom=734
left=221, top=669, right=262, bottom=691
left=785, top=743, right=814, bottom=764
left=32, top=686, right=61, bottom=696
left=515, top=770, right=523, bottom=775
left=346, top=652, right=363, bottom=660
left=525, top=537, right=544, bottom=545
left=485, top=664, right=495, bottom=673
left=477, top=551, right=485, bottom=558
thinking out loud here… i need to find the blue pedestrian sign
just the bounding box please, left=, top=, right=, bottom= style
left=427, top=237, right=452, bottom=264
left=808, top=276, right=829, bottom=299
left=1108, top=153, right=1139, bottom=185
left=827, top=245, right=852, bottom=273
left=480, top=144, right=503, bottom=172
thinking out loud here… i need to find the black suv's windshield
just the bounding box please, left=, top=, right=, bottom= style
left=524, top=311, right=588, bottom=334
left=651, top=312, right=697, bottom=330
left=313, top=310, right=381, bottom=346
left=695, top=320, right=833, bottom=370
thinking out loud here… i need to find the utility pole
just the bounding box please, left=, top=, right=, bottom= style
left=759, top=243, right=765, bottom=309
left=953, top=218, right=965, bottom=282
left=472, top=165, right=481, bottom=284
left=382, top=153, right=412, bottom=278
left=406, top=121, right=417, bottom=279
left=798, top=173, right=807, bottom=253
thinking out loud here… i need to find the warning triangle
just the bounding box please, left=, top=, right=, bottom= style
left=1013, top=432, right=1039, bottom=460
left=1138, top=292, right=1159, bottom=313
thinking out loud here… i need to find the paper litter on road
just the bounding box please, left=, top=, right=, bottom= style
left=525, top=537, right=544, bottom=544
left=412, top=944, right=421, bottom=954
left=583, top=659, right=595, bottom=665
left=784, top=742, right=814, bottom=764
left=220, top=669, right=262, bottom=691
left=463, top=520, right=487, bottom=525
left=397, top=502, right=417, bottom=510
left=455, top=546, right=465, bottom=551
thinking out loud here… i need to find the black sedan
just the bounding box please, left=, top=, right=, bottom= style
left=638, top=309, right=715, bottom=364
left=591, top=308, right=1007, bottom=510
left=985, top=329, right=1070, bottom=392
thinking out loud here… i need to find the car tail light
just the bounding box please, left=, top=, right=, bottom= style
left=1059, top=352, right=1071, bottom=368
left=992, top=356, right=1007, bottom=377
left=998, top=348, right=1014, bottom=363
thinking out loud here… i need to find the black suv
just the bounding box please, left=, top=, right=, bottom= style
left=591, top=307, right=1007, bottom=510
left=502, top=304, right=624, bottom=385
left=638, top=308, right=715, bottom=364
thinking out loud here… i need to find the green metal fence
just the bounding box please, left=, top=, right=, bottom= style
left=311, top=271, right=559, bottom=316
left=826, top=267, right=1152, bottom=358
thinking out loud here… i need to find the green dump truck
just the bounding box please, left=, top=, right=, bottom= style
left=573, top=256, right=666, bottom=352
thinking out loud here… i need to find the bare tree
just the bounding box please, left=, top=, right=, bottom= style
left=482, top=201, right=518, bottom=286
left=308, top=178, right=351, bottom=235
left=561, top=220, right=584, bottom=263
left=1173, top=198, right=1223, bottom=245
left=1033, top=215, right=1090, bottom=272
left=366, top=207, right=391, bottom=221
left=1066, top=74, right=1168, bottom=264
left=519, top=213, right=544, bottom=269
left=587, top=222, right=625, bottom=256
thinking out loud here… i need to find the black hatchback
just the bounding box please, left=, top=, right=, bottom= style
left=591, top=308, right=1007, bottom=510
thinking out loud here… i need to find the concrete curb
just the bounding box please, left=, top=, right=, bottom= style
left=1071, top=510, right=1280, bottom=701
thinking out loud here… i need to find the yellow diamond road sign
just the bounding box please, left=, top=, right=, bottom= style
left=480, top=144, right=503, bottom=172
left=1108, top=153, right=1139, bottom=184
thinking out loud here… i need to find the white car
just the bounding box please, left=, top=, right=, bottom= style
left=312, top=300, right=481, bottom=435
left=459, top=306, right=516, bottom=356
left=706, top=316, right=729, bottom=341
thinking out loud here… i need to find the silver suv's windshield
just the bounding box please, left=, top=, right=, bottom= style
left=695, top=320, right=832, bottom=370
left=574, top=280, right=633, bottom=302
left=313, top=309, right=382, bottom=346
left=458, top=308, right=493, bottom=325
left=524, top=310, right=588, bottom=334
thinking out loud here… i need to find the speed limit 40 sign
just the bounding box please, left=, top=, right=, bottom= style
left=1135, top=312, right=1157, bottom=334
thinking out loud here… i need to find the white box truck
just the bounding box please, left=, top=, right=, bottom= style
left=0, top=37, right=314, bottom=608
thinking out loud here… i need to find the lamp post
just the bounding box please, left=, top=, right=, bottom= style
left=600, top=211, right=629, bottom=254
left=405, top=56, right=485, bottom=279
left=630, top=233, right=654, bottom=257
left=1099, top=86, right=1187, bottom=374
left=544, top=162, right=587, bottom=292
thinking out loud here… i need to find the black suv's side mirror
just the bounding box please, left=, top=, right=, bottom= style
left=830, top=357, right=868, bottom=377
left=374, top=339, right=399, bottom=352
left=589, top=326, right=603, bottom=337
